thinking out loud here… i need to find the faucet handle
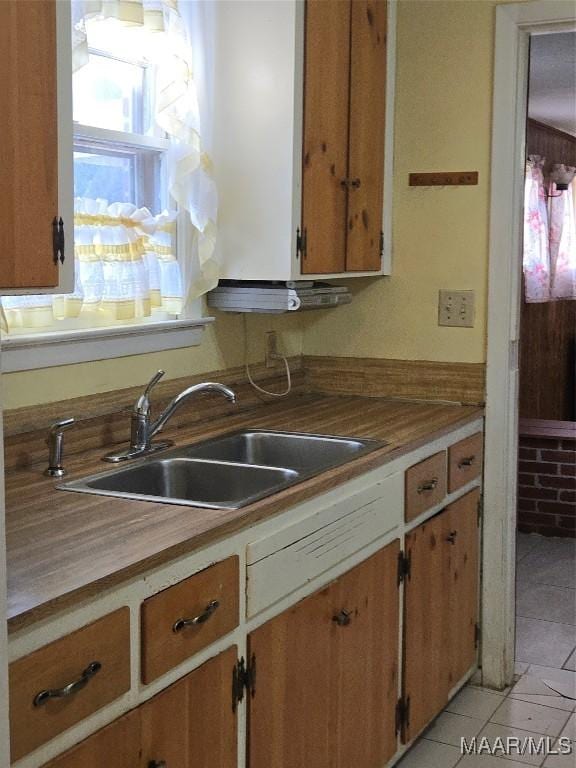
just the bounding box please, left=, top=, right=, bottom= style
left=47, top=417, right=75, bottom=439
left=135, top=370, right=165, bottom=415
left=144, top=370, right=165, bottom=397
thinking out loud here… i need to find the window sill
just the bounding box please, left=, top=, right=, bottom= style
left=0, top=317, right=215, bottom=373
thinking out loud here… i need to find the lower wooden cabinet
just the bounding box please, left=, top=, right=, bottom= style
left=402, top=488, right=480, bottom=742
left=248, top=541, right=400, bottom=768
left=43, top=647, right=238, bottom=768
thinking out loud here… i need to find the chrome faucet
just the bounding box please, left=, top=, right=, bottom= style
left=103, top=371, right=237, bottom=463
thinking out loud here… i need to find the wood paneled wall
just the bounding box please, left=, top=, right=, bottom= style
left=520, top=120, right=576, bottom=421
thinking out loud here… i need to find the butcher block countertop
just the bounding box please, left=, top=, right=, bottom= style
left=5, top=394, right=483, bottom=632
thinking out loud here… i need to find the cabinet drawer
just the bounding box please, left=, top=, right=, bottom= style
left=141, top=556, right=239, bottom=683
left=247, top=473, right=403, bottom=617
left=405, top=451, right=447, bottom=522
left=449, top=432, right=483, bottom=492
left=9, top=608, right=130, bottom=762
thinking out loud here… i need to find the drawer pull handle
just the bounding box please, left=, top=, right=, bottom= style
left=149, top=762, right=167, bottom=768
left=417, top=477, right=438, bottom=494
left=173, top=600, right=220, bottom=633
left=33, top=661, right=102, bottom=707
left=458, top=456, right=476, bottom=469
left=332, top=609, right=352, bottom=627
left=446, top=530, right=458, bottom=545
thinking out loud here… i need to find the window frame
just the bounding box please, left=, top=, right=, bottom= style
left=1, top=38, right=209, bottom=371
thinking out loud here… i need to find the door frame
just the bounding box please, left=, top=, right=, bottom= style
left=483, top=0, right=576, bottom=689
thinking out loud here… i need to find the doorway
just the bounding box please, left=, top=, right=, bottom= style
left=484, top=0, right=576, bottom=691
left=515, top=29, right=576, bottom=675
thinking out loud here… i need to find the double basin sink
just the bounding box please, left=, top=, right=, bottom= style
left=61, top=430, right=384, bottom=510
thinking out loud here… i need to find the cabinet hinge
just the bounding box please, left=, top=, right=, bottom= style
left=379, top=230, right=384, bottom=257
left=52, top=216, right=65, bottom=266
left=397, top=550, right=411, bottom=586
left=232, top=654, right=256, bottom=713
left=396, top=695, right=410, bottom=735
left=474, top=622, right=480, bottom=650
left=477, top=493, right=484, bottom=526
left=296, top=227, right=307, bottom=259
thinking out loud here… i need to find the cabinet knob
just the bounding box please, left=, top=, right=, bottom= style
left=446, top=530, right=458, bottom=545
left=458, top=455, right=476, bottom=469
left=332, top=609, right=352, bottom=627
left=340, top=178, right=361, bottom=190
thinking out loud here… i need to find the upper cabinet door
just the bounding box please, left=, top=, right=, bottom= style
left=0, top=0, right=73, bottom=292
left=347, top=0, right=388, bottom=271
left=301, top=0, right=351, bottom=275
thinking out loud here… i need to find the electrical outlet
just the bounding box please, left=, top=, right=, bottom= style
left=265, top=331, right=278, bottom=367
left=438, top=290, right=475, bottom=327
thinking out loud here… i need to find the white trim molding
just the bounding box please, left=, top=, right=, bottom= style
left=0, top=317, right=214, bottom=373
left=484, top=0, right=576, bottom=690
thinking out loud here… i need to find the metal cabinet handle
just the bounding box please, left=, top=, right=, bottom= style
left=458, top=455, right=476, bottom=469
left=51, top=217, right=65, bottom=265
left=417, top=477, right=438, bottom=494
left=33, top=661, right=101, bottom=707
left=332, top=609, right=352, bottom=627
left=173, top=600, right=220, bottom=633
left=148, top=762, right=167, bottom=768
left=446, top=530, right=458, bottom=545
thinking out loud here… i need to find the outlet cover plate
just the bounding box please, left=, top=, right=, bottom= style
left=438, top=290, right=475, bottom=327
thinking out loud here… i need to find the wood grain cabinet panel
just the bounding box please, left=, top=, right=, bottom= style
left=9, top=608, right=131, bottom=762
left=0, top=0, right=60, bottom=289
left=43, top=647, right=238, bottom=768
left=403, top=489, right=480, bottom=742
left=446, top=489, right=480, bottom=688
left=139, top=646, right=238, bottom=768
left=405, top=451, right=447, bottom=522
left=448, top=432, right=483, bottom=492
left=301, top=0, right=351, bottom=274
left=141, top=556, right=239, bottom=683
left=302, top=0, right=387, bottom=275
left=248, top=541, right=399, bottom=768
left=41, top=709, right=140, bottom=768
left=347, top=0, right=388, bottom=271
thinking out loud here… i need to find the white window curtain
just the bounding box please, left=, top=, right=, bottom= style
left=1, top=0, right=218, bottom=334
left=523, top=155, right=576, bottom=302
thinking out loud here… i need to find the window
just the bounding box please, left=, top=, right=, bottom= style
left=1, top=1, right=219, bottom=369
left=1, top=11, right=187, bottom=337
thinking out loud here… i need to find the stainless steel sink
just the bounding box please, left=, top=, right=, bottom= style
left=60, top=430, right=384, bottom=510
left=180, top=430, right=383, bottom=473
left=61, top=458, right=298, bottom=510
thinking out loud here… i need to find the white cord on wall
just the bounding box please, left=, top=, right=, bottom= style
left=243, top=314, right=291, bottom=398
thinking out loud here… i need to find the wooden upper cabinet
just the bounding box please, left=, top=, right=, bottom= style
left=302, top=0, right=387, bottom=275
left=301, top=0, right=351, bottom=275
left=347, top=0, right=388, bottom=271
left=248, top=541, right=399, bottom=768
left=0, top=0, right=72, bottom=291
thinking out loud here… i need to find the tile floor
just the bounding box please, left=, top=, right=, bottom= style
left=397, top=533, right=576, bottom=767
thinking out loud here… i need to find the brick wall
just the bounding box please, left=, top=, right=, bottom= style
left=518, top=425, right=576, bottom=537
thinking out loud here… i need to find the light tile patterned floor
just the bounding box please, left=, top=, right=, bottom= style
left=398, top=534, right=576, bottom=767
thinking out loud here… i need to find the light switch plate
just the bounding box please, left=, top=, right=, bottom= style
left=438, top=290, right=475, bottom=327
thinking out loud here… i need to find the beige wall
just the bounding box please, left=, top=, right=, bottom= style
left=2, top=311, right=304, bottom=409
left=303, top=0, right=506, bottom=364
left=2, top=0, right=519, bottom=409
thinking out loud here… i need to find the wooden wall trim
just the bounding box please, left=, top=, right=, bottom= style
left=3, top=355, right=487, bottom=471
left=303, top=356, right=486, bottom=405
